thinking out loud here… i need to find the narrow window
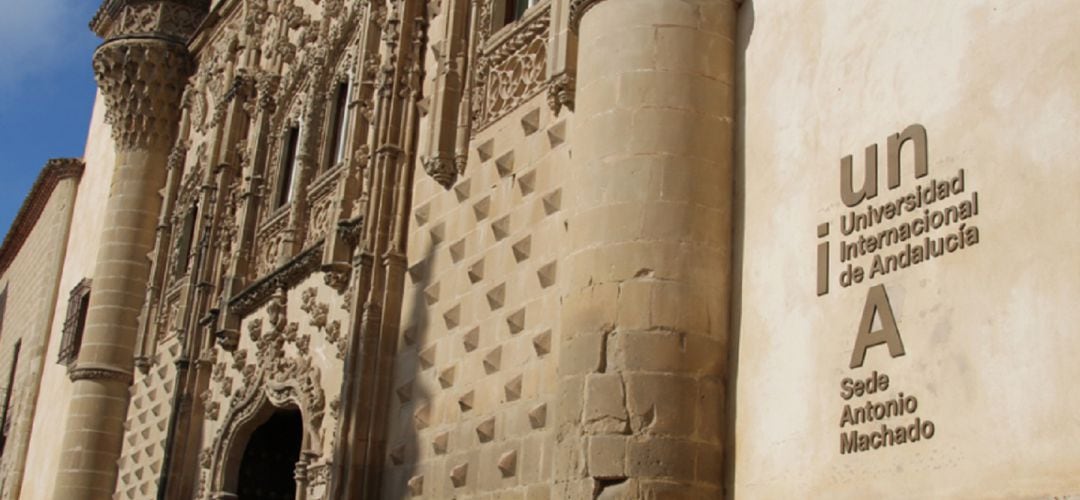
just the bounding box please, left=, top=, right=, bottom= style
left=277, top=127, right=301, bottom=207
left=502, top=0, right=535, bottom=25
left=58, top=279, right=92, bottom=368
left=326, top=81, right=351, bottom=170
left=0, top=339, right=19, bottom=456
left=0, top=288, right=7, bottom=342
left=173, top=204, right=198, bottom=277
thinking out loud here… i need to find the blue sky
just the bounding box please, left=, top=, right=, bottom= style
left=0, top=0, right=101, bottom=237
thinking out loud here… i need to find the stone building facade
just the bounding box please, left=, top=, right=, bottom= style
left=0, top=160, right=82, bottom=500
left=1, top=0, right=1079, bottom=499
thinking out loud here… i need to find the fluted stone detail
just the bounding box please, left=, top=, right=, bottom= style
left=93, top=40, right=190, bottom=150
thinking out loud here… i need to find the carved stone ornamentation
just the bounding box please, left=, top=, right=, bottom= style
left=203, top=352, right=328, bottom=494
left=325, top=320, right=345, bottom=359
left=211, top=362, right=227, bottom=383
left=215, top=328, right=240, bottom=351
left=323, top=267, right=351, bottom=295
left=256, top=72, right=282, bottom=113
left=423, top=155, right=458, bottom=188
left=166, top=142, right=189, bottom=172
left=93, top=39, right=191, bottom=150
left=266, top=288, right=288, bottom=334
left=231, top=349, right=248, bottom=372
left=471, top=5, right=550, bottom=133
left=300, top=287, right=329, bottom=330
left=247, top=318, right=263, bottom=343
left=229, top=243, right=325, bottom=317
left=336, top=218, right=364, bottom=250
left=203, top=393, right=220, bottom=421
left=91, top=0, right=206, bottom=41
left=547, top=72, right=575, bottom=114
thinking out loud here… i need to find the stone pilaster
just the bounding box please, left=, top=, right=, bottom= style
left=555, top=0, right=738, bottom=497
left=54, top=4, right=196, bottom=498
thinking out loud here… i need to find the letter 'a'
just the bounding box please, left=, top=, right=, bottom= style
left=849, top=284, right=905, bottom=368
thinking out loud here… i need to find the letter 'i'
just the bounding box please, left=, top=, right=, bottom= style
left=817, top=223, right=829, bottom=296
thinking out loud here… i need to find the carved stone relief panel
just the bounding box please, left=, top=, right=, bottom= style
left=198, top=274, right=347, bottom=499
left=471, top=1, right=551, bottom=132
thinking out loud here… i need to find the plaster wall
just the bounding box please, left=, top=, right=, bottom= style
left=732, top=1, right=1080, bottom=498
left=21, top=92, right=117, bottom=500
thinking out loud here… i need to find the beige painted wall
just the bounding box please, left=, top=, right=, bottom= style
left=21, top=92, right=117, bottom=500
left=733, top=1, right=1080, bottom=498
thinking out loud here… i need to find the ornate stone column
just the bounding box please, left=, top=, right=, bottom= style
left=54, top=2, right=202, bottom=498
left=555, top=0, right=738, bottom=497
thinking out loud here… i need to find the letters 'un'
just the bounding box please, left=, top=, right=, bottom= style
left=841, top=124, right=929, bottom=207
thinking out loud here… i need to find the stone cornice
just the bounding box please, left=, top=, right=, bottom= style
left=0, top=158, right=84, bottom=277
left=90, top=0, right=123, bottom=36
left=227, top=241, right=326, bottom=317
left=91, top=0, right=210, bottom=41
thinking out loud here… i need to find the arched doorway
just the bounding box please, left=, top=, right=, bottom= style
left=236, top=408, right=304, bottom=500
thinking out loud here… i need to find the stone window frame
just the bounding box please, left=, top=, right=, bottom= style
left=172, top=202, right=199, bottom=277
left=276, top=125, right=302, bottom=208
left=57, top=278, right=92, bottom=369
left=494, top=0, right=543, bottom=30
left=321, top=76, right=353, bottom=174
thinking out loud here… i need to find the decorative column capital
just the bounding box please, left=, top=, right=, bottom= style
left=93, top=39, right=192, bottom=150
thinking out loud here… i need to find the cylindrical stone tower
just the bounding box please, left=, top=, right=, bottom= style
left=556, top=0, right=738, bottom=497
left=55, top=2, right=202, bottom=498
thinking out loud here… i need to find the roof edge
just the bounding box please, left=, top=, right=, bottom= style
left=0, top=158, right=85, bottom=277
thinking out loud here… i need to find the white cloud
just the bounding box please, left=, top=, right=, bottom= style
left=0, top=0, right=92, bottom=89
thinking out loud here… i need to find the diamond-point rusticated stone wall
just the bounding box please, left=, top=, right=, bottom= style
left=7, top=1, right=1080, bottom=499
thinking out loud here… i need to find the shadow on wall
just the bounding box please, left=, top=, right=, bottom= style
left=725, top=0, right=753, bottom=498
left=388, top=236, right=434, bottom=499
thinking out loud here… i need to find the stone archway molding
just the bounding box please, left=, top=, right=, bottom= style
left=204, top=356, right=325, bottom=499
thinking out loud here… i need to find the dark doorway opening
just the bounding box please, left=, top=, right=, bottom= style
left=236, top=408, right=303, bottom=500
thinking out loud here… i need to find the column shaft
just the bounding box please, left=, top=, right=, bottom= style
left=556, top=0, right=738, bottom=496
left=56, top=36, right=188, bottom=500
